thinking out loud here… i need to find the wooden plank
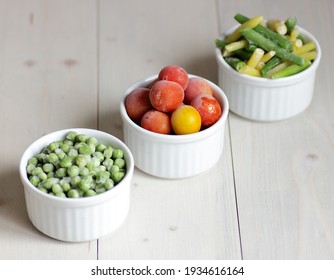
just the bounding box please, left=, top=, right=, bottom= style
left=217, top=0, right=334, bottom=259
left=98, top=0, right=241, bottom=259
left=0, top=0, right=98, bottom=259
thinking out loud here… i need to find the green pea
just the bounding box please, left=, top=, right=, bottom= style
left=60, top=156, right=72, bottom=168
left=48, top=153, right=59, bottom=164
left=84, top=189, right=96, bottom=197
left=70, top=175, right=81, bottom=187
left=28, top=157, right=38, bottom=166
left=87, top=137, right=98, bottom=147
left=96, top=143, right=106, bottom=152
left=79, top=167, right=89, bottom=176
left=79, top=144, right=93, bottom=155
left=52, top=184, right=63, bottom=194
left=61, top=182, right=71, bottom=192
left=112, top=171, right=125, bottom=184
left=55, top=192, right=66, bottom=198
left=66, top=131, right=78, bottom=141
left=48, top=142, right=59, bottom=152
left=103, top=146, right=114, bottom=159
left=92, top=151, right=104, bottom=162
left=96, top=171, right=110, bottom=184
left=36, top=153, right=47, bottom=163
left=75, top=155, right=88, bottom=167
left=68, top=165, right=80, bottom=177
left=76, top=134, right=88, bottom=143
left=67, top=189, right=80, bottom=198
left=29, top=175, right=40, bottom=186
left=42, top=163, right=54, bottom=173
left=113, top=149, right=124, bottom=159
left=105, top=179, right=114, bottom=190
left=114, top=158, right=125, bottom=169
left=60, top=143, right=70, bottom=153
left=26, top=163, right=36, bottom=175
left=68, top=148, right=78, bottom=159
left=37, top=186, right=48, bottom=193
left=55, top=167, right=67, bottom=178
left=38, top=172, right=47, bottom=181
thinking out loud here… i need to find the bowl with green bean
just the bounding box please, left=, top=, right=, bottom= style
left=19, top=128, right=134, bottom=242
left=215, top=14, right=321, bottom=121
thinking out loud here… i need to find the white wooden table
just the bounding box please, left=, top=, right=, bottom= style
left=1, top=0, right=333, bottom=260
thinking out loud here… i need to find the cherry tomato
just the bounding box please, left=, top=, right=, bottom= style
left=171, top=105, right=201, bottom=135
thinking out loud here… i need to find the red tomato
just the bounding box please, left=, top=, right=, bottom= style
left=190, top=94, right=222, bottom=128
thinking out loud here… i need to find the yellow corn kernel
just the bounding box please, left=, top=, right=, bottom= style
left=227, top=16, right=263, bottom=43
left=247, top=48, right=265, bottom=68
left=294, top=41, right=316, bottom=55
left=260, top=50, right=276, bottom=63
left=300, top=51, right=317, bottom=61
left=225, top=40, right=248, bottom=52
left=267, top=61, right=290, bottom=78
left=239, top=65, right=261, bottom=77
left=268, top=19, right=287, bottom=35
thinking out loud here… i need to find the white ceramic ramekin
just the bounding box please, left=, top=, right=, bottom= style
left=216, top=26, right=321, bottom=121
left=120, top=74, right=229, bottom=179
left=19, top=128, right=134, bottom=242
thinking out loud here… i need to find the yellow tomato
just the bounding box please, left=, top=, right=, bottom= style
left=171, top=105, right=201, bottom=135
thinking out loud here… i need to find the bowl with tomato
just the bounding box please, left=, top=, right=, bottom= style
left=120, top=65, right=229, bottom=179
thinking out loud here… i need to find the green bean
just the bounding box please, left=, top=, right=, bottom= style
left=271, top=59, right=311, bottom=79
left=224, top=57, right=246, bottom=71
left=234, top=13, right=293, bottom=51
left=285, top=16, right=297, bottom=34
left=260, top=57, right=281, bottom=77
left=240, top=28, right=305, bottom=66
left=215, top=38, right=227, bottom=50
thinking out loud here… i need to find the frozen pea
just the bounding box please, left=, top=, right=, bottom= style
left=47, top=171, right=55, bottom=178
left=66, top=131, right=78, bottom=141
left=37, top=186, right=48, bottom=193
left=60, top=176, right=71, bottom=185
left=96, top=143, right=106, bottom=152
left=68, top=165, right=80, bottom=177
left=36, top=153, right=47, bottom=163
left=68, top=148, right=78, bottom=159
left=79, top=167, right=89, bottom=176
left=70, top=175, right=81, bottom=187
left=52, top=184, right=63, bottom=194
left=103, top=146, right=114, bottom=159
left=42, top=163, right=54, bottom=173
left=92, top=151, right=104, bottom=162
left=114, top=158, right=125, bottom=169
left=79, top=144, right=93, bottom=155
left=113, top=149, right=124, bottom=159
left=96, top=171, right=110, bottom=184
left=110, top=165, right=119, bottom=174
left=87, top=137, right=98, bottom=147
left=84, top=189, right=96, bottom=197
left=95, top=165, right=106, bottom=173
left=104, top=179, right=114, bottom=190
left=76, top=134, right=88, bottom=143
left=29, top=175, right=40, bottom=186
left=67, top=189, right=80, bottom=198
left=95, top=186, right=106, bottom=194
left=43, top=177, right=60, bottom=190
left=38, top=172, right=47, bottom=181
left=60, top=143, right=70, bottom=153
left=75, top=155, right=87, bottom=167
left=56, top=150, right=66, bottom=160
left=26, top=163, right=36, bottom=175
left=48, top=153, right=59, bottom=164
left=28, top=157, right=38, bottom=166
left=103, top=158, right=113, bottom=168
left=79, top=177, right=92, bottom=192
left=56, top=167, right=67, bottom=178
left=48, top=142, right=59, bottom=152
left=60, top=156, right=72, bottom=168
left=112, top=171, right=125, bottom=184
left=61, top=182, right=71, bottom=192
left=63, top=139, right=73, bottom=146
left=55, top=192, right=66, bottom=198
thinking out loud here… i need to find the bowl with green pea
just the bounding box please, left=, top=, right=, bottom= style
left=215, top=14, right=321, bottom=121
left=19, top=128, right=134, bottom=242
